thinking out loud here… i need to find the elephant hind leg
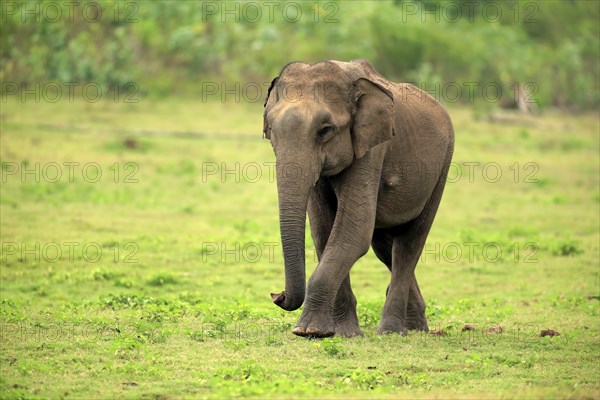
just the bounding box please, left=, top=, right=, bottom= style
left=377, top=147, right=452, bottom=335
left=372, top=228, right=393, bottom=269
left=377, top=223, right=432, bottom=335
left=406, top=276, right=428, bottom=331
left=372, top=228, right=428, bottom=333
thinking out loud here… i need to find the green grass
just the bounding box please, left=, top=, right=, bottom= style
left=0, top=97, right=598, bottom=399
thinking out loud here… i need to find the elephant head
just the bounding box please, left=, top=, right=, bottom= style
left=263, top=60, right=396, bottom=311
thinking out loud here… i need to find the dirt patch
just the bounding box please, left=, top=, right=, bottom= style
left=484, top=325, right=503, bottom=334
left=541, top=329, right=560, bottom=337
left=123, top=138, right=138, bottom=149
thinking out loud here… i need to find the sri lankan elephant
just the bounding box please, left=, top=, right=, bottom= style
left=263, top=59, right=454, bottom=337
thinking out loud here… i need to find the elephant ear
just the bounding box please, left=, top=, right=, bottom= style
left=352, top=78, right=395, bottom=159
left=263, top=76, right=279, bottom=139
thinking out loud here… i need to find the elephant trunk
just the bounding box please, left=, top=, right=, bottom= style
left=271, top=158, right=318, bottom=311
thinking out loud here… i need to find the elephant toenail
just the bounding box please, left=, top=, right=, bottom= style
left=292, top=326, right=306, bottom=336
left=305, top=327, right=319, bottom=335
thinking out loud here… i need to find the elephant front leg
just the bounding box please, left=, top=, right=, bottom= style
left=292, top=280, right=363, bottom=338
left=290, top=265, right=336, bottom=337
left=294, top=180, right=340, bottom=337
left=294, top=203, right=376, bottom=337
left=292, top=305, right=335, bottom=337
left=292, top=267, right=362, bottom=337
left=292, top=261, right=363, bottom=338
left=293, top=153, right=381, bottom=338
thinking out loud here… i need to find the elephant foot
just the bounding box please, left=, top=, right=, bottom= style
left=292, top=311, right=335, bottom=338
left=406, top=300, right=428, bottom=331
left=406, top=316, right=429, bottom=332
left=334, top=317, right=364, bottom=337
left=377, top=317, right=408, bottom=336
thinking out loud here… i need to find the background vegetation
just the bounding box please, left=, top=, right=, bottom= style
left=1, top=0, right=599, bottom=109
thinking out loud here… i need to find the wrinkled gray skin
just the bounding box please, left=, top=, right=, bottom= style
left=263, top=60, right=454, bottom=337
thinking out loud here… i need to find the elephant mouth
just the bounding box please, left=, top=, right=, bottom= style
left=321, top=158, right=347, bottom=177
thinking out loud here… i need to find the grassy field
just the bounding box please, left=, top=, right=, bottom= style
left=0, top=96, right=598, bottom=399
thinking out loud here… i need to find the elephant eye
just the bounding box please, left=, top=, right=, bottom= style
left=316, top=125, right=335, bottom=141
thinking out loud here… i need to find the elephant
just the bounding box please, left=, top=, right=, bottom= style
left=263, top=59, right=454, bottom=337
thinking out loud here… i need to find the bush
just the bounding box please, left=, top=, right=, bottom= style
left=1, top=0, right=597, bottom=110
